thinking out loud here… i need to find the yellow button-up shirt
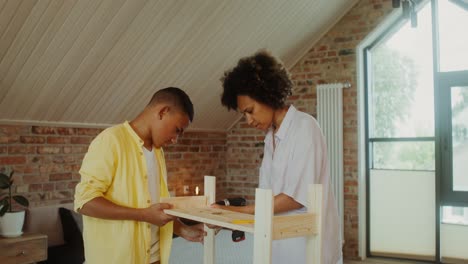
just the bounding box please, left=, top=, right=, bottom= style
left=74, top=121, right=173, bottom=264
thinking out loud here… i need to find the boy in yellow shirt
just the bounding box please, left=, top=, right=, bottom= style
left=75, top=87, right=204, bottom=264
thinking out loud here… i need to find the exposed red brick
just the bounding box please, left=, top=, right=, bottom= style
left=0, top=125, right=30, bottom=135
left=43, top=183, right=54, bottom=192
left=0, top=156, right=26, bottom=164
left=32, top=126, right=56, bottom=135
left=67, top=181, right=79, bottom=189
left=23, top=175, right=48, bottom=184
left=55, top=181, right=69, bottom=190
left=50, top=173, right=72, bottom=181
left=29, top=184, right=43, bottom=192
left=47, top=136, right=70, bottom=144
left=71, top=146, right=88, bottom=154
left=63, top=147, right=72, bottom=154
left=13, top=165, right=39, bottom=174
left=0, top=136, right=19, bottom=143
left=75, top=128, right=102, bottom=136
left=37, top=146, right=61, bottom=154
left=70, top=137, right=92, bottom=144
left=318, top=45, right=328, bottom=51
left=20, top=136, right=46, bottom=144
left=39, top=164, right=62, bottom=174
left=57, top=128, right=75, bottom=135
left=52, top=155, right=75, bottom=164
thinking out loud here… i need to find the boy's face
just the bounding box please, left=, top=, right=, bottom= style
left=152, top=108, right=190, bottom=148
left=237, top=95, right=274, bottom=132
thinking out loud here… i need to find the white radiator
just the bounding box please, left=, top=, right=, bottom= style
left=317, top=82, right=347, bottom=239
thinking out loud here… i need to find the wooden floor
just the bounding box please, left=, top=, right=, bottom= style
left=345, top=258, right=430, bottom=264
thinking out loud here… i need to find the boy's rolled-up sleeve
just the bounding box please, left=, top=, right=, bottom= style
left=74, top=132, right=116, bottom=212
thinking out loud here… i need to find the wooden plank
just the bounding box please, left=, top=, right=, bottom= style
left=204, top=176, right=216, bottom=264
left=307, top=184, right=322, bottom=264
left=160, top=196, right=207, bottom=209
left=253, top=188, right=273, bottom=264
left=164, top=207, right=254, bottom=233
left=272, top=213, right=318, bottom=240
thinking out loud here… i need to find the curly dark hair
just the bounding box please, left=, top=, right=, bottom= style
left=220, top=50, right=293, bottom=111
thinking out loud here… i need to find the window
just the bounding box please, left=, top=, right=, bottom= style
left=365, top=2, right=437, bottom=260
left=442, top=206, right=468, bottom=225
left=364, top=0, right=468, bottom=262
left=366, top=2, right=434, bottom=171
left=438, top=0, right=468, bottom=72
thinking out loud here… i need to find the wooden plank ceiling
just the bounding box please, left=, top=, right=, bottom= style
left=0, top=0, right=356, bottom=131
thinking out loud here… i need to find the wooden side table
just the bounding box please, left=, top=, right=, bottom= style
left=0, top=233, right=47, bottom=264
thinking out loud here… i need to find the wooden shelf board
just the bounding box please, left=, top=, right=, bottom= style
left=164, top=207, right=255, bottom=233
left=273, top=214, right=318, bottom=240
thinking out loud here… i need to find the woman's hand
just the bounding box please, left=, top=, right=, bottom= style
left=177, top=222, right=206, bottom=243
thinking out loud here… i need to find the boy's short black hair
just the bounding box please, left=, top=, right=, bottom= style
left=148, top=87, right=194, bottom=122
left=220, top=50, right=292, bottom=111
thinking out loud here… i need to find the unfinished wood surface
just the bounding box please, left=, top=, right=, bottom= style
left=307, top=184, right=322, bottom=264
left=164, top=207, right=254, bottom=233
left=272, top=213, right=318, bottom=240
left=253, top=188, right=273, bottom=264
left=165, top=181, right=324, bottom=264
left=204, top=176, right=216, bottom=264
left=160, top=196, right=207, bottom=209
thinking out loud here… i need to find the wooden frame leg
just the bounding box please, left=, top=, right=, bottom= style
left=253, top=188, right=273, bottom=264
left=306, top=184, right=322, bottom=264
left=203, top=176, right=216, bottom=264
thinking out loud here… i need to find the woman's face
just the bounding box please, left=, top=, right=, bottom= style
left=237, top=95, right=274, bottom=131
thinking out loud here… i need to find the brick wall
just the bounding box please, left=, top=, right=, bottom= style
left=0, top=125, right=102, bottom=207
left=225, top=0, right=395, bottom=260
left=0, top=124, right=227, bottom=207
left=164, top=131, right=227, bottom=198
left=225, top=123, right=264, bottom=202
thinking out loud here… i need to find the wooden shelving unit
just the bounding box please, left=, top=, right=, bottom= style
left=163, top=176, right=322, bottom=264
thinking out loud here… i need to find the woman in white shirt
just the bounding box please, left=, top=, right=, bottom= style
left=214, top=50, right=343, bottom=264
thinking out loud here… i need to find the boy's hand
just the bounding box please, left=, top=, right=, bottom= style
left=144, top=203, right=177, bottom=226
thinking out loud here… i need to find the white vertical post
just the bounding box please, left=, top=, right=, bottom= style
left=253, top=188, right=273, bottom=264
left=204, top=176, right=216, bottom=264
left=306, top=184, right=322, bottom=264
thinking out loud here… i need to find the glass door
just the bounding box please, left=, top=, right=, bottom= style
left=436, top=1, right=468, bottom=262
left=438, top=71, right=468, bottom=205
left=438, top=71, right=468, bottom=263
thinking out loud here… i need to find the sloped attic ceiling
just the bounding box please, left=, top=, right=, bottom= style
left=0, top=0, right=356, bottom=131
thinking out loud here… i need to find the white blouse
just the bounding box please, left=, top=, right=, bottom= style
left=259, top=105, right=342, bottom=264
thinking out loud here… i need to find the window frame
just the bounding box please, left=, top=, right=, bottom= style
left=364, top=0, right=437, bottom=259
left=437, top=70, right=468, bottom=206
